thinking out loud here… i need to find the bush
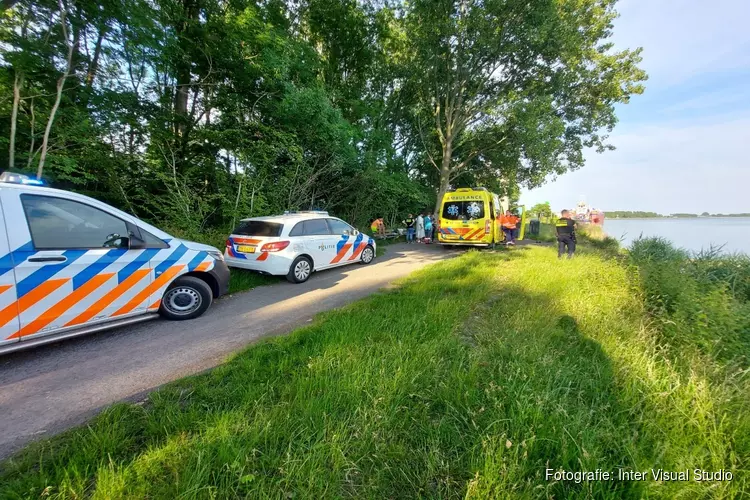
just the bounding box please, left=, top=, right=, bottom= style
left=628, top=237, right=750, bottom=363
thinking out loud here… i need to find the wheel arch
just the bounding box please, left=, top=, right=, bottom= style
left=294, top=253, right=315, bottom=271
left=180, top=271, right=220, bottom=298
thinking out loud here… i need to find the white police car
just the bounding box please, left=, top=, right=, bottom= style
left=0, top=172, right=229, bottom=354
left=224, top=211, right=376, bottom=283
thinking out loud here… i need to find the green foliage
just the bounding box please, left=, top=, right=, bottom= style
left=607, top=211, right=663, bottom=218
left=628, top=237, right=750, bottom=361
left=0, top=0, right=643, bottom=236
left=528, top=201, right=553, bottom=220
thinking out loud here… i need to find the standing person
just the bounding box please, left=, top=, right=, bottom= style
left=416, top=213, right=425, bottom=242
left=500, top=210, right=519, bottom=245
left=404, top=214, right=415, bottom=243
left=424, top=213, right=433, bottom=243
left=556, top=209, right=577, bottom=259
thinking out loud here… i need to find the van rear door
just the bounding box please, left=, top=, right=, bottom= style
left=440, top=199, right=487, bottom=242
left=0, top=194, right=20, bottom=347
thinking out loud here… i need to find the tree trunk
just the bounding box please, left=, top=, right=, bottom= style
left=174, top=0, right=197, bottom=137
left=434, top=138, right=453, bottom=218
left=85, top=24, right=106, bottom=88
left=9, top=72, right=23, bottom=170
left=26, top=98, right=35, bottom=169
left=38, top=0, right=74, bottom=179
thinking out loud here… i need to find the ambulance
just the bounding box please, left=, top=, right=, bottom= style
left=0, top=173, right=229, bottom=355
left=437, top=187, right=507, bottom=247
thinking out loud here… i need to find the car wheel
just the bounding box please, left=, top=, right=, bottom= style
left=159, top=276, right=213, bottom=320
left=287, top=256, right=313, bottom=283
left=360, top=245, right=375, bottom=264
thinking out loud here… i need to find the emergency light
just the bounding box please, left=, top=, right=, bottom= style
left=283, top=210, right=329, bottom=216
left=0, top=171, right=47, bottom=186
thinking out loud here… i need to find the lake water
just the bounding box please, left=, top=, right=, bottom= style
left=603, top=218, right=750, bottom=255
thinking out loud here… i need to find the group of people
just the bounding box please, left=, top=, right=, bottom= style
left=371, top=207, right=578, bottom=259
left=403, top=213, right=435, bottom=243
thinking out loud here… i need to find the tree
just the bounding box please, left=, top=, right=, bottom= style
left=399, top=0, right=646, bottom=215
left=529, top=202, right=553, bottom=220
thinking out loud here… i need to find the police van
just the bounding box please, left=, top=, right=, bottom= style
left=0, top=172, right=229, bottom=355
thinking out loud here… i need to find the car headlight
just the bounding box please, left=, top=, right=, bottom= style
left=208, top=250, right=224, bottom=262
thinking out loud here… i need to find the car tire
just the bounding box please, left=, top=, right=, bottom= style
left=159, top=276, right=213, bottom=320
left=287, top=256, right=313, bottom=283
left=360, top=245, right=375, bottom=264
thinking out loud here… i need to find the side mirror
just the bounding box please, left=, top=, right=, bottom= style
left=104, top=233, right=129, bottom=248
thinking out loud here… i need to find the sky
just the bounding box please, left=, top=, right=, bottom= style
left=520, top=0, right=750, bottom=215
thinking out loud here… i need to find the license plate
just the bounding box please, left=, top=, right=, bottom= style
left=237, top=245, right=256, bottom=253
left=443, top=234, right=459, bottom=240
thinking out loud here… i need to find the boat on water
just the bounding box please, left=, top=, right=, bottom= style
left=571, top=200, right=605, bottom=225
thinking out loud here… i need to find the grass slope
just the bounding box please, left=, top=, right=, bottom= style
left=1, top=246, right=747, bottom=498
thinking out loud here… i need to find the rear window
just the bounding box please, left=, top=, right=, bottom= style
left=232, top=220, right=283, bottom=237
left=442, top=201, right=485, bottom=221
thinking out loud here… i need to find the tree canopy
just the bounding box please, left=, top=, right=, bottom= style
left=0, top=0, right=645, bottom=233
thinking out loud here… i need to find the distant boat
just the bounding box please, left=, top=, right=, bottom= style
left=571, top=200, right=605, bottom=225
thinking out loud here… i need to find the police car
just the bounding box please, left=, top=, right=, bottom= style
left=0, top=172, right=230, bottom=355
left=224, top=212, right=376, bottom=283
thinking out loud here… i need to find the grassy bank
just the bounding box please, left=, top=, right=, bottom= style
left=2, top=244, right=748, bottom=498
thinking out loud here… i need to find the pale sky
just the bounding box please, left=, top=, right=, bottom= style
left=520, top=0, right=750, bottom=215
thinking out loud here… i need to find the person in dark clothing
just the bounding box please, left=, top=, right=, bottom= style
left=403, top=214, right=416, bottom=243
left=556, top=209, right=577, bottom=259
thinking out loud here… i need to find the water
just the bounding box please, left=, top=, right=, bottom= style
left=603, top=218, right=750, bottom=255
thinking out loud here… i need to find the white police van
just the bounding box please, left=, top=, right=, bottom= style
left=225, top=211, right=375, bottom=283
left=0, top=172, right=230, bottom=354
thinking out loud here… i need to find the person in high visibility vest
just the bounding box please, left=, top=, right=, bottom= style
left=370, top=217, right=386, bottom=239
left=500, top=210, right=519, bottom=245
left=556, top=209, right=577, bottom=258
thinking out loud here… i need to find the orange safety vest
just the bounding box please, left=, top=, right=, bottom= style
left=500, top=215, right=518, bottom=229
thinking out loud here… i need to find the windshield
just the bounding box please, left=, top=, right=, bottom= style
left=442, top=200, right=486, bottom=221
left=232, top=220, right=283, bottom=237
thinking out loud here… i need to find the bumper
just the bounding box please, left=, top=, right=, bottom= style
left=225, top=253, right=293, bottom=276
left=439, top=241, right=491, bottom=247
left=209, top=260, right=231, bottom=296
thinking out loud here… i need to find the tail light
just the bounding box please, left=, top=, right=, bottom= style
left=260, top=241, right=290, bottom=252
left=485, top=219, right=490, bottom=234
left=225, top=239, right=232, bottom=248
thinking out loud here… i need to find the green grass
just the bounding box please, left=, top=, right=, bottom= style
left=524, top=222, right=556, bottom=242
left=1, top=245, right=747, bottom=498
left=227, top=269, right=278, bottom=294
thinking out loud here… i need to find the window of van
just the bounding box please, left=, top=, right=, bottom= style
left=21, top=194, right=130, bottom=249
left=442, top=200, right=485, bottom=221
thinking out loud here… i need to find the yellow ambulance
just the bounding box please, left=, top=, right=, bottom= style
left=437, top=187, right=505, bottom=247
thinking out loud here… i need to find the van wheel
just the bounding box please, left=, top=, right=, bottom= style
left=287, top=256, right=313, bottom=283
left=160, top=276, right=213, bottom=320
left=360, top=245, right=375, bottom=264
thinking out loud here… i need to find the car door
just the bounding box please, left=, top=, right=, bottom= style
left=326, top=218, right=363, bottom=265
left=0, top=190, right=155, bottom=342
left=0, top=196, right=20, bottom=347
left=301, top=218, right=334, bottom=270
